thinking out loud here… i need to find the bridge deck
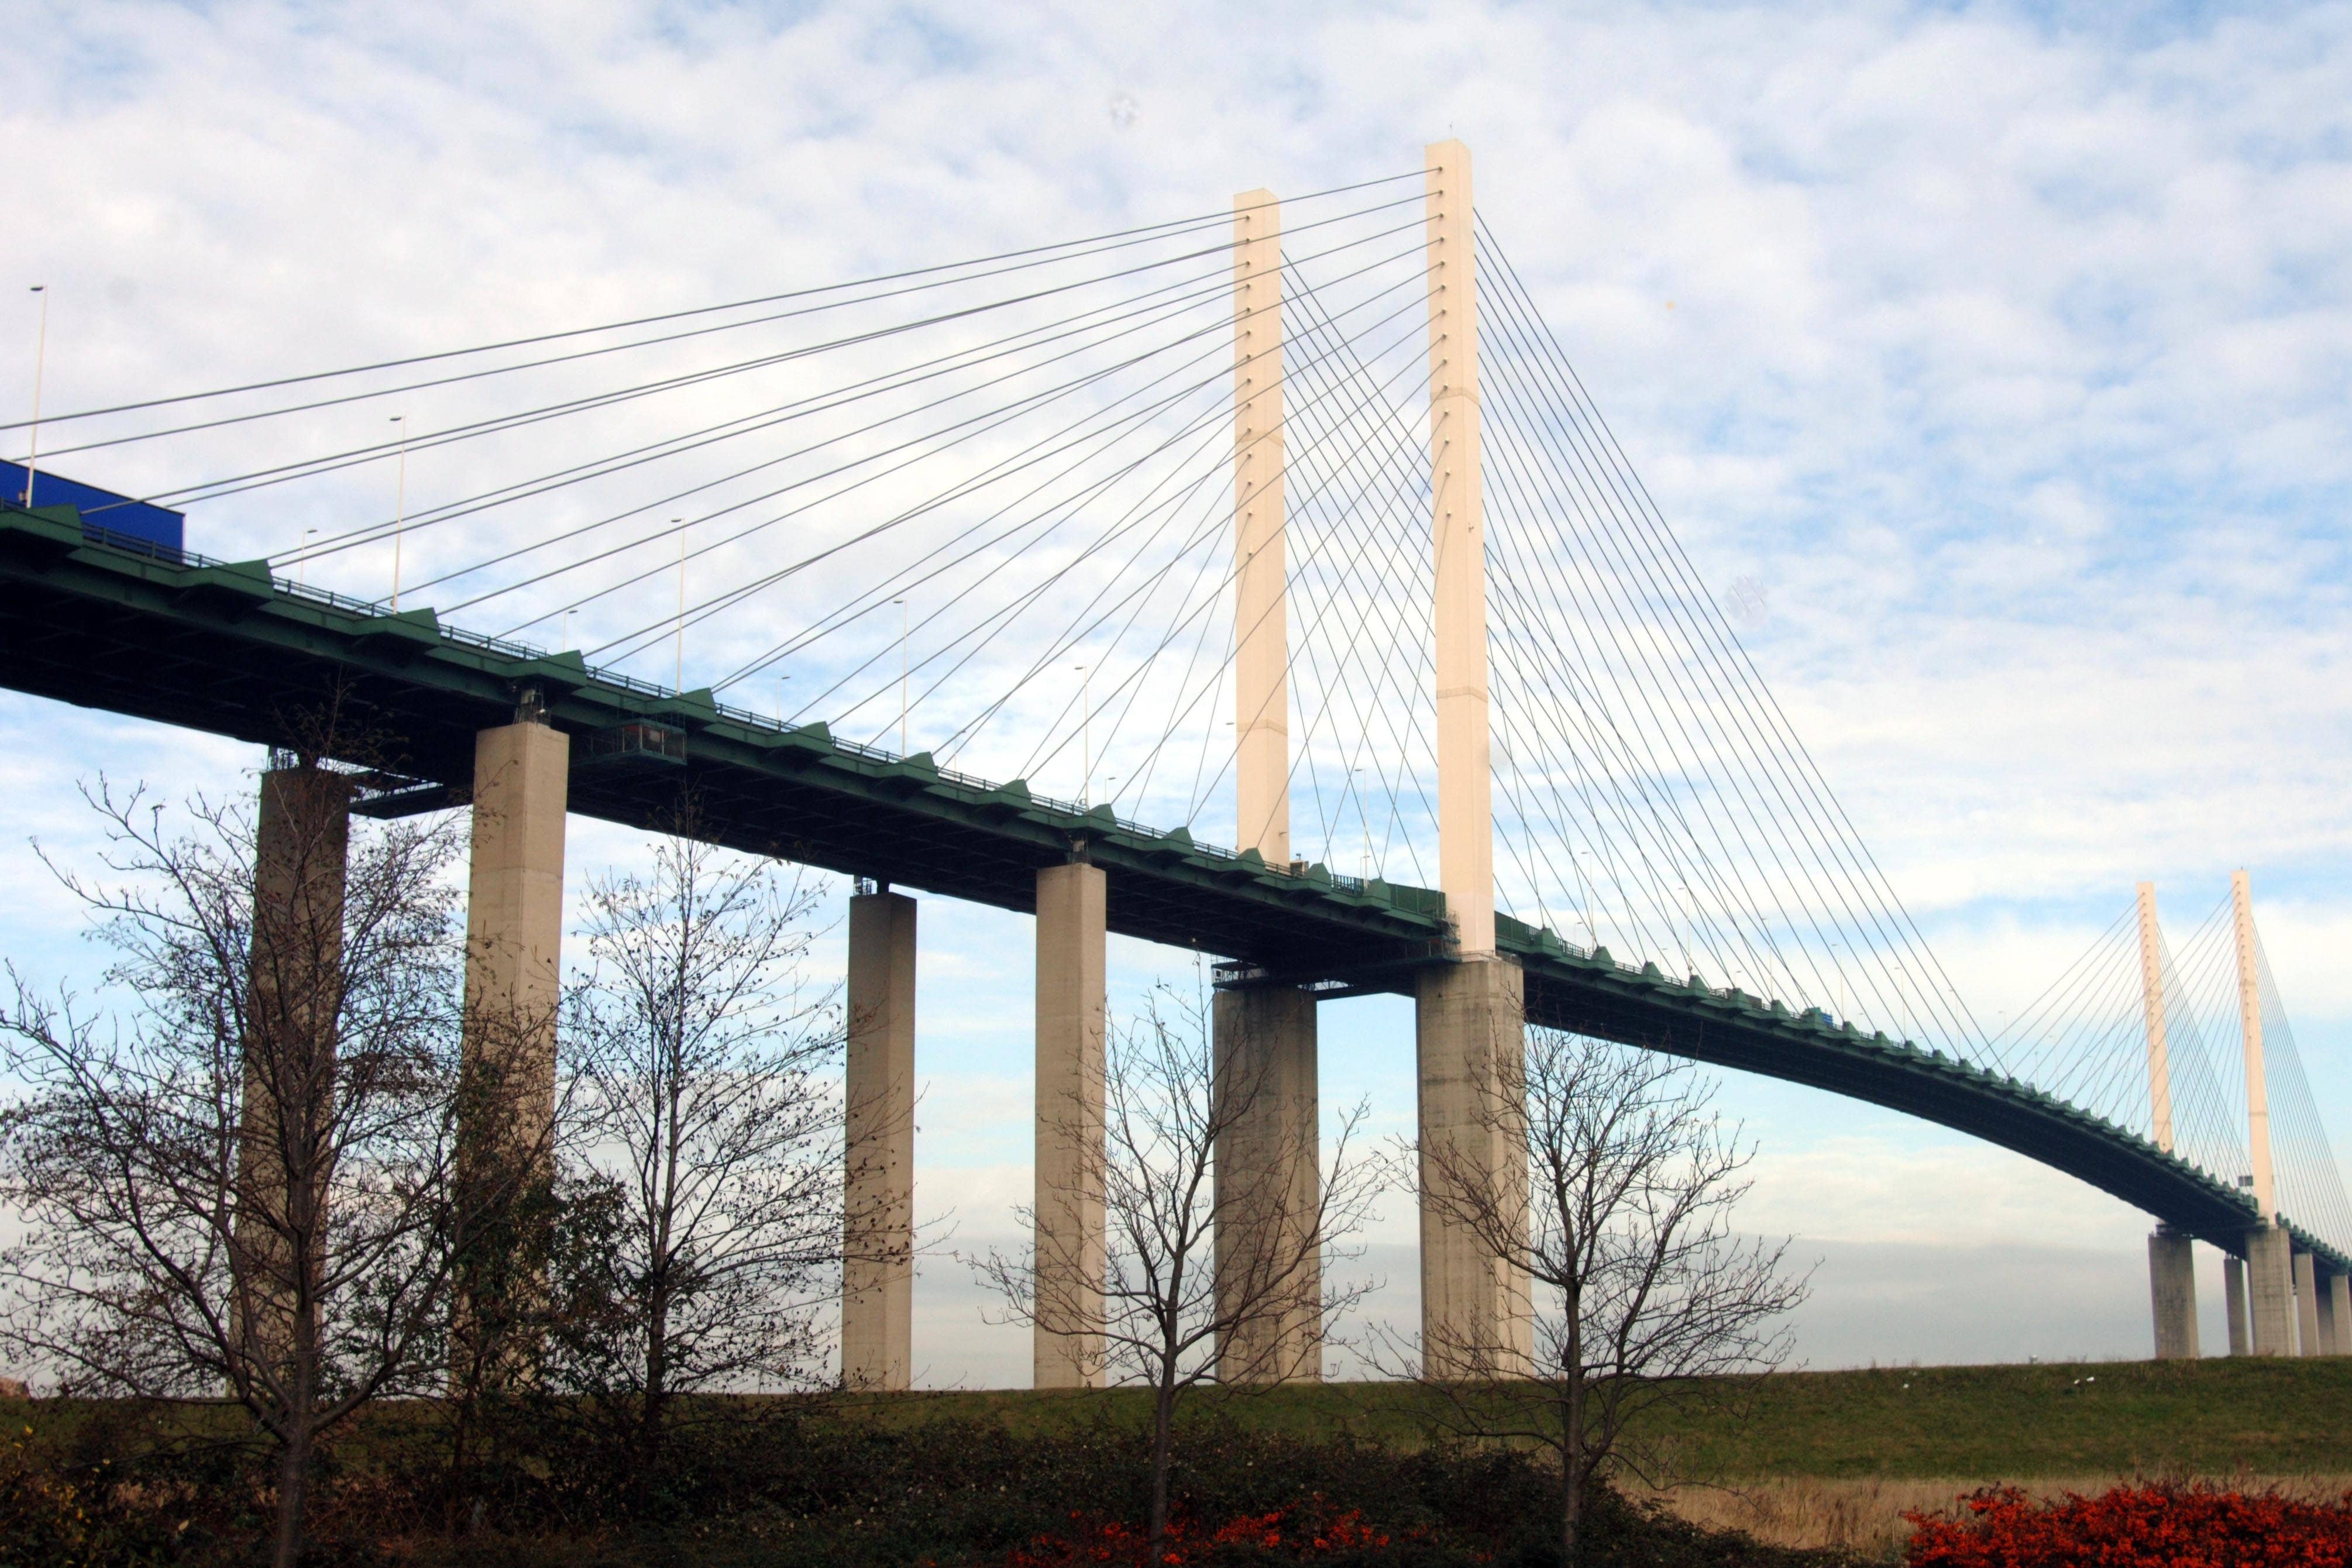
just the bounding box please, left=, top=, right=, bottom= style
left=0, top=501, right=2329, bottom=1273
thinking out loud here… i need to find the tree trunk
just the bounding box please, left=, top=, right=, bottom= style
left=1149, top=1377, right=1178, bottom=1561
left=1562, top=1371, right=1585, bottom=1561
left=271, top=1407, right=314, bottom=1568
left=642, top=1275, right=669, bottom=1481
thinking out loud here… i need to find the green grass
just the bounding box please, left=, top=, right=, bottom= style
left=8, top=1356, right=2346, bottom=1486
left=832, top=1357, right=2352, bottom=1480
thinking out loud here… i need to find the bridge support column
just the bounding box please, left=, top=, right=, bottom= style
left=454, top=716, right=568, bottom=1380
left=1034, top=861, right=1106, bottom=1389
left=1212, top=986, right=1320, bottom=1383
left=2147, top=1228, right=2199, bottom=1360
left=462, top=718, right=569, bottom=1142
left=238, top=763, right=354, bottom=1371
left=2223, top=1253, right=2250, bottom=1354
left=2293, top=1248, right=2323, bottom=1357
left=2245, top=1224, right=2296, bottom=1356
left=1416, top=957, right=1529, bottom=1378
left=2317, top=1268, right=2343, bottom=1356
left=844, top=888, right=917, bottom=1391
left=2327, top=1272, right=2350, bottom=1356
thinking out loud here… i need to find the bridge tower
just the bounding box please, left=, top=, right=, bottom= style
left=1414, top=138, right=1532, bottom=1378
left=2233, top=869, right=2301, bottom=1354
left=1211, top=185, right=1324, bottom=1384
left=2136, top=883, right=2199, bottom=1359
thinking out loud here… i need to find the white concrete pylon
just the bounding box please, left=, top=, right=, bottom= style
left=1033, top=861, right=1107, bottom=1388
left=1423, top=139, right=1494, bottom=956
left=2232, top=869, right=2275, bottom=1218
left=2135, top=882, right=2175, bottom=1153
left=1232, top=188, right=1290, bottom=866
left=844, top=889, right=917, bottom=1391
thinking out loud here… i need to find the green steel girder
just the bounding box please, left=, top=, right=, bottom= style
left=0, top=503, right=2337, bottom=1274
left=1503, top=930, right=2343, bottom=1274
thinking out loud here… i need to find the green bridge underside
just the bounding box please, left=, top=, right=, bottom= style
left=0, top=503, right=2330, bottom=1273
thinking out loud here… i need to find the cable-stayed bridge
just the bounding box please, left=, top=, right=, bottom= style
left=1, top=142, right=2344, bottom=1378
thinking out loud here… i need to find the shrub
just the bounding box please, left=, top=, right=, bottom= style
left=1906, top=1483, right=2352, bottom=1567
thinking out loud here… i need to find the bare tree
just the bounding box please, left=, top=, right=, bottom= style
left=974, top=984, right=1387, bottom=1561
left=549, top=824, right=848, bottom=1473
left=0, top=764, right=497, bottom=1568
left=1411, top=1027, right=1810, bottom=1563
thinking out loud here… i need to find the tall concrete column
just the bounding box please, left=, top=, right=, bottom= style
left=2233, top=871, right=2277, bottom=1222
left=1034, top=861, right=1106, bottom=1389
left=1417, top=957, right=1530, bottom=1377
left=2146, top=1228, right=2199, bottom=1360
left=2246, top=1224, right=2296, bottom=1356
left=2329, top=1273, right=2351, bottom=1357
left=2135, top=883, right=2175, bottom=1152
left=1212, top=986, right=1320, bottom=1383
left=1232, top=187, right=1290, bottom=867
left=462, top=717, right=570, bottom=1158
left=2293, top=1249, right=2323, bottom=1357
left=1425, top=138, right=1494, bottom=958
left=2223, top=1253, right=2250, bottom=1354
left=2317, top=1268, right=2342, bottom=1357
left=844, top=889, right=916, bottom=1391
left=239, top=764, right=353, bottom=1370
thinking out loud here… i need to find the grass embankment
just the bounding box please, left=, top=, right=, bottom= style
left=5, top=1360, right=2347, bottom=1562
left=840, top=1359, right=2352, bottom=1555
left=850, top=1357, right=2352, bottom=1480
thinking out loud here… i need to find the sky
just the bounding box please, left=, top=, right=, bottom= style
left=3, top=0, right=2350, bottom=1382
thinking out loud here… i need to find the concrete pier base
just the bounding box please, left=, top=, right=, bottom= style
left=1415, top=957, right=1531, bottom=1378
left=2317, top=1269, right=2341, bottom=1357
left=2223, top=1254, right=2250, bottom=1354
left=1212, top=986, right=1321, bottom=1384
left=2294, top=1249, right=2323, bottom=1357
left=2329, top=1273, right=2351, bottom=1357
left=844, top=890, right=917, bottom=1391
left=2246, top=1224, right=2296, bottom=1356
left=1033, top=862, right=1106, bottom=1389
left=2147, top=1228, right=2199, bottom=1360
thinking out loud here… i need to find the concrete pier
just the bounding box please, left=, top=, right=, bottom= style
left=2327, top=1272, right=2351, bottom=1357
left=844, top=889, right=917, bottom=1391
left=461, top=717, right=570, bottom=1151
left=2293, top=1249, right=2323, bottom=1357
left=1416, top=957, right=1530, bottom=1377
left=2246, top=1224, right=2296, bottom=1356
left=2223, top=1253, right=2250, bottom=1354
left=1033, top=861, right=1106, bottom=1388
left=2317, top=1268, right=2342, bottom=1357
left=1212, top=986, right=1321, bottom=1383
left=2146, top=1228, right=2199, bottom=1360
left=239, top=764, right=354, bottom=1367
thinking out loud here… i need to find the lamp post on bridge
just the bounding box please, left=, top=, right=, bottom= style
left=20, top=284, right=46, bottom=508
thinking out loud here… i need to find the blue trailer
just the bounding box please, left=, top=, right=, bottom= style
left=1, top=460, right=185, bottom=561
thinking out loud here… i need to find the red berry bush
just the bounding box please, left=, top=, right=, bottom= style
left=1907, top=1484, right=2352, bottom=1567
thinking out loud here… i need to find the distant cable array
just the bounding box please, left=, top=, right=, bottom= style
left=18, top=173, right=2341, bottom=1244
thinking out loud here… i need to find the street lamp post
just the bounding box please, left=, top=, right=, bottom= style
left=388, top=414, right=408, bottom=610
left=21, top=286, right=46, bottom=508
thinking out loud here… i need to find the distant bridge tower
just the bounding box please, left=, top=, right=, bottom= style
left=2234, top=869, right=2312, bottom=1354
left=2137, top=882, right=2198, bottom=1359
